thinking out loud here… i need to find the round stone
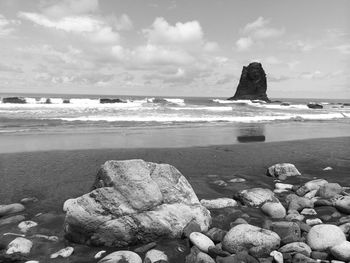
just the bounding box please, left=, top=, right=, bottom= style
left=189, top=232, right=215, bottom=253
left=307, top=224, right=346, bottom=251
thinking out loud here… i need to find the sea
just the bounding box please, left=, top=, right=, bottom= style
left=0, top=93, right=350, bottom=153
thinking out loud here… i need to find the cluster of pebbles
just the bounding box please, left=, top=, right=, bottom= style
left=0, top=163, right=350, bottom=263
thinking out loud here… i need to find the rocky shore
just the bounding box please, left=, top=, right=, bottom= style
left=1, top=158, right=350, bottom=263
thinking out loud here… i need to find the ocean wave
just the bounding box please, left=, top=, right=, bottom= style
left=55, top=112, right=347, bottom=123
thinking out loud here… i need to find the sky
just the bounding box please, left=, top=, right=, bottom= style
left=0, top=0, right=349, bottom=99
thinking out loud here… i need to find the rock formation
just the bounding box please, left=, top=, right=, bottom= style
left=63, top=159, right=211, bottom=247
left=228, top=62, right=270, bottom=102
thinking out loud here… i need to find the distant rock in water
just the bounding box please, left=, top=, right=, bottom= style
left=307, top=103, right=323, bottom=109
left=2, top=97, right=26, bottom=104
left=63, top=99, right=70, bottom=104
left=228, top=62, right=270, bottom=102
left=99, top=98, right=124, bottom=104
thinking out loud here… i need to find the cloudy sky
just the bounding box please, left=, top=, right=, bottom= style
left=0, top=0, right=349, bottom=98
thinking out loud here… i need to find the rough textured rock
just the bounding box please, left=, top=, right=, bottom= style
left=286, top=194, right=314, bottom=212
left=228, top=62, right=269, bottom=102
left=235, top=188, right=276, bottom=207
left=317, top=183, right=343, bottom=199
left=50, top=247, right=74, bottom=259
left=222, top=224, right=280, bottom=257
left=267, top=163, right=301, bottom=180
left=144, top=249, right=168, bottom=263
left=205, top=228, right=227, bottom=243
left=292, top=253, right=317, bottom=263
left=185, top=246, right=215, bottom=263
left=334, top=196, right=350, bottom=214
left=6, top=237, right=33, bottom=255
left=278, top=242, right=312, bottom=257
left=261, top=201, right=286, bottom=218
left=200, top=198, right=237, bottom=209
left=98, top=251, right=142, bottom=263
left=2, top=97, right=26, bottom=104
left=330, top=241, right=350, bottom=262
left=63, top=159, right=211, bottom=247
left=306, top=224, right=346, bottom=251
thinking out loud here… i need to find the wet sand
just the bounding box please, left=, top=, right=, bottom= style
left=0, top=136, right=349, bottom=215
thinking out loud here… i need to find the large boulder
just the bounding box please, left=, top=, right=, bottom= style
left=306, top=224, right=346, bottom=251
left=63, top=159, right=211, bottom=247
left=222, top=224, right=280, bottom=257
left=228, top=62, right=270, bottom=102
left=235, top=188, right=276, bottom=207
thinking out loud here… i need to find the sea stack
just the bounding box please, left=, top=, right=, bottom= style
left=228, top=62, right=270, bottom=102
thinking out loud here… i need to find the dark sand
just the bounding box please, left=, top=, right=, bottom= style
left=1, top=136, right=349, bottom=214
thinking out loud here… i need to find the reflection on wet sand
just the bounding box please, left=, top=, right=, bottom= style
left=237, top=124, right=266, bottom=143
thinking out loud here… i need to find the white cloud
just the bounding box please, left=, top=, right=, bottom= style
left=0, top=14, right=20, bottom=37
left=299, top=70, right=322, bottom=80
left=0, top=63, right=22, bottom=73
left=18, top=12, right=120, bottom=44
left=41, top=0, right=99, bottom=18
left=236, top=37, right=253, bottom=51
left=236, top=16, right=284, bottom=51
left=287, top=40, right=315, bottom=52
left=143, top=17, right=203, bottom=45
left=112, top=14, right=133, bottom=31
left=332, top=44, right=350, bottom=55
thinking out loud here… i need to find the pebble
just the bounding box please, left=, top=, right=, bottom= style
left=95, top=250, right=106, bottom=259
left=301, top=208, right=317, bottom=215
left=286, top=194, right=314, bottom=212
left=212, top=180, right=228, bottom=187
left=50, top=247, right=74, bottom=258
left=270, top=251, right=283, bottom=263
left=189, top=232, right=214, bottom=253
left=6, top=237, right=33, bottom=255
left=20, top=197, right=39, bottom=204
left=236, top=188, right=276, bottom=207
left=0, top=203, right=25, bottom=216
left=304, top=190, right=318, bottom=199
left=261, top=201, right=286, bottom=218
left=18, top=221, right=38, bottom=233
left=0, top=215, right=26, bottom=227
left=330, top=241, right=350, bottom=262
left=307, top=224, right=346, bottom=251
left=323, top=167, right=333, bottom=171
left=306, top=218, right=323, bottom=226
left=144, top=249, right=168, bottom=263
left=200, top=198, right=237, bottom=209
left=98, top=251, right=142, bottom=263
left=285, top=211, right=305, bottom=221
left=275, top=183, right=294, bottom=190
left=305, top=179, right=328, bottom=191
left=229, top=177, right=246, bottom=183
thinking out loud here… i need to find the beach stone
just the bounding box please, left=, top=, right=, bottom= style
left=230, top=218, right=248, bottom=228
left=334, top=196, right=350, bottom=214
left=20, top=197, right=38, bottom=204
left=95, top=250, right=107, bottom=259
left=6, top=237, right=33, bottom=255
left=0, top=203, right=25, bottom=216
left=310, top=251, right=329, bottom=260
left=279, top=242, right=312, bottom=256
left=212, top=180, right=228, bottom=187
left=296, top=186, right=310, bottom=197
left=25, top=261, right=39, bottom=263
left=134, top=242, right=157, bottom=253
left=275, top=183, right=294, bottom=190
left=306, top=218, right=323, bottom=226
left=189, top=232, right=214, bottom=253
left=323, top=167, right=333, bottom=171
left=338, top=222, right=350, bottom=234
left=286, top=194, right=314, bottom=212
left=317, top=183, right=343, bottom=199
left=144, top=249, right=168, bottom=263
left=330, top=241, right=350, bottom=262
left=304, top=190, right=318, bottom=199
left=331, top=261, right=346, bottom=263
left=50, top=246, right=74, bottom=259
left=338, top=215, right=350, bottom=224
left=235, top=188, right=276, bottom=207
left=306, top=224, right=346, bottom=251
left=228, top=177, right=246, bottom=183
left=205, top=227, right=227, bottom=243
left=285, top=211, right=305, bottom=221
left=270, top=250, right=283, bottom=263
left=274, top=189, right=288, bottom=194
left=222, top=224, right=280, bottom=257
left=185, top=246, right=215, bottom=263
left=305, top=179, right=328, bottom=191
left=296, top=222, right=311, bottom=233
left=183, top=221, right=201, bottom=238
left=200, top=198, right=237, bottom=209
left=18, top=221, right=38, bottom=233
left=207, top=245, right=231, bottom=258
left=98, top=251, right=142, bottom=263
left=269, top=221, right=301, bottom=245
left=63, top=160, right=211, bottom=247
left=267, top=163, right=301, bottom=180
left=261, top=201, right=286, bottom=218
left=0, top=215, right=26, bottom=227
left=300, top=208, right=316, bottom=215
left=292, top=253, right=317, bottom=263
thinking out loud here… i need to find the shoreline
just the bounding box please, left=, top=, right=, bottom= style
left=0, top=136, right=349, bottom=214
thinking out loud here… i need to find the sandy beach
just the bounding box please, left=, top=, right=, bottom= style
left=1, top=136, right=349, bottom=214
